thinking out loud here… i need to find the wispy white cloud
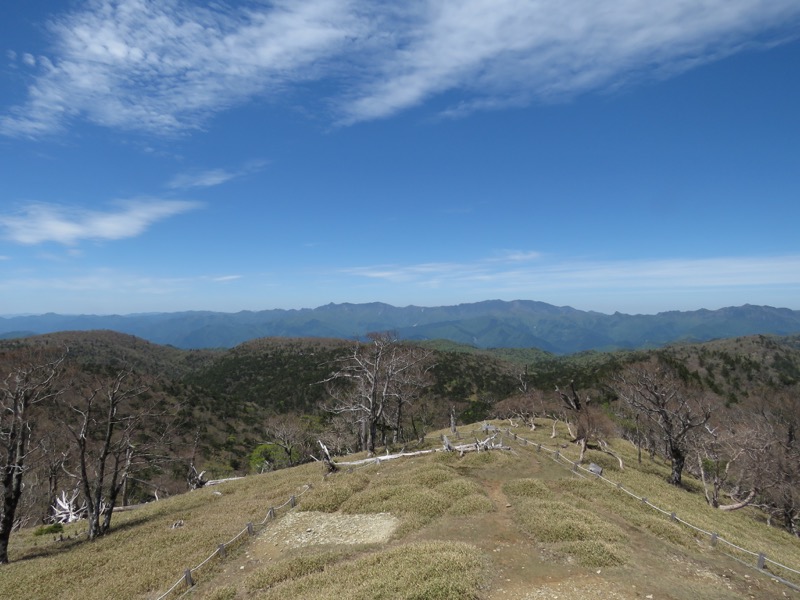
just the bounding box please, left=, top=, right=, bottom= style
left=1, top=0, right=366, bottom=137
left=2, top=0, right=799, bottom=136
left=341, top=254, right=800, bottom=295
left=338, top=0, right=800, bottom=123
left=0, top=199, right=200, bottom=245
left=0, top=270, right=254, bottom=314
left=167, top=159, right=269, bottom=189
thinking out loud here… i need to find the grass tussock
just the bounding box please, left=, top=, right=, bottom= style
left=340, top=484, right=450, bottom=518
left=0, top=463, right=318, bottom=600
left=252, top=541, right=486, bottom=600
left=502, top=478, right=550, bottom=498
left=5, top=420, right=800, bottom=599
left=246, top=549, right=354, bottom=593
left=513, top=499, right=627, bottom=544
left=206, top=585, right=238, bottom=600
left=435, top=477, right=484, bottom=498
left=300, top=473, right=370, bottom=513
left=301, top=457, right=489, bottom=536
left=511, top=419, right=800, bottom=571
left=558, top=540, right=628, bottom=568
left=433, top=446, right=515, bottom=468
left=405, top=464, right=457, bottom=488
left=447, top=494, right=495, bottom=516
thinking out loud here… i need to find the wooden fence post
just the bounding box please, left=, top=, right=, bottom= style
left=247, top=522, right=255, bottom=536
left=217, top=543, right=226, bottom=559
left=290, top=495, right=296, bottom=508
left=710, top=533, right=718, bottom=547
left=184, top=569, right=195, bottom=588
left=268, top=507, right=275, bottom=520
left=757, top=553, right=766, bottom=569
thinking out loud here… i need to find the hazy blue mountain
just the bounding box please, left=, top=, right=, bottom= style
left=2, top=301, right=799, bottom=354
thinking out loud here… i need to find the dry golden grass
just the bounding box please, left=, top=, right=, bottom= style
left=446, top=494, right=495, bottom=516
left=557, top=540, right=628, bottom=567
left=0, top=463, right=317, bottom=600
left=502, top=420, right=800, bottom=580
left=2, top=419, right=800, bottom=599
left=246, top=548, right=358, bottom=593
left=251, top=540, right=487, bottom=600
left=300, top=455, right=492, bottom=538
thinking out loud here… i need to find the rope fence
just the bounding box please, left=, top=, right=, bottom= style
left=498, top=426, right=800, bottom=592
left=155, top=425, right=799, bottom=597
left=153, top=483, right=312, bottom=600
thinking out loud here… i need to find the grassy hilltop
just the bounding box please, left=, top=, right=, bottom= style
left=3, top=419, right=799, bottom=600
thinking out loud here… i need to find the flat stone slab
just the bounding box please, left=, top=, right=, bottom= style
left=260, top=511, right=400, bottom=548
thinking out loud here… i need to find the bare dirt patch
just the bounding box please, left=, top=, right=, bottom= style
left=257, top=511, right=400, bottom=549
left=190, top=511, right=400, bottom=597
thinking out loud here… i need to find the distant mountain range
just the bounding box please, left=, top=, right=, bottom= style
left=2, top=301, right=800, bottom=354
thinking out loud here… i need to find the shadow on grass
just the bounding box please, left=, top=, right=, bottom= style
left=12, top=514, right=152, bottom=563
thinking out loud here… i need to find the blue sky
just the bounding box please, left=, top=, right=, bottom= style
left=1, top=0, right=799, bottom=316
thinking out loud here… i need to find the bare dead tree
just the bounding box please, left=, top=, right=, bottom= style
left=555, top=381, right=622, bottom=468
left=384, top=354, right=434, bottom=446
left=612, top=359, right=711, bottom=486
left=317, top=440, right=338, bottom=474
left=262, top=414, right=312, bottom=468
left=493, top=390, right=544, bottom=431
left=186, top=427, right=207, bottom=489
left=555, top=381, right=586, bottom=457
left=322, top=332, right=433, bottom=456
left=746, top=388, right=800, bottom=535
left=38, top=429, right=71, bottom=524
left=691, top=420, right=747, bottom=508
left=517, top=365, right=530, bottom=394
left=60, top=368, right=156, bottom=540
left=0, top=350, right=65, bottom=563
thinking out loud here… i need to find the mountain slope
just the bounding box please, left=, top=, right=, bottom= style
left=3, top=301, right=800, bottom=353
left=2, top=421, right=798, bottom=599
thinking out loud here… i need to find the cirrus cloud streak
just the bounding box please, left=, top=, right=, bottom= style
left=2, top=0, right=799, bottom=136
left=341, top=254, right=800, bottom=296
left=0, top=199, right=201, bottom=245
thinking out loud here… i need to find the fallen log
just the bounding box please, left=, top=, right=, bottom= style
left=205, top=476, right=245, bottom=486
left=320, top=434, right=511, bottom=468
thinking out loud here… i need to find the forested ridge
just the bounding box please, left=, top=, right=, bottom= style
left=4, top=301, right=800, bottom=353
left=1, top=329, right=799, bottom=563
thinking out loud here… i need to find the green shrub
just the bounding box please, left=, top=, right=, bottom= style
left=33, top=524, right=63, bottom=537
